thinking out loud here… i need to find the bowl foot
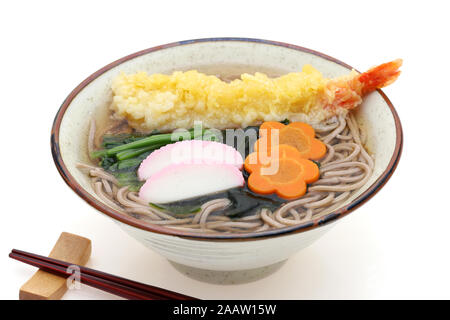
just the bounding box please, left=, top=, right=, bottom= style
left=168, top=260, right=287, bottom=285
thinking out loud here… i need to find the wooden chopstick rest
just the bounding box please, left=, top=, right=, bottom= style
left=19, top=232, right=91, bottom=300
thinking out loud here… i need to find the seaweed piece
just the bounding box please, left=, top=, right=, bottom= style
left=149, top=203, right=202, bottom=216
left=147, top=186, right=287, bottom=219
left=311, top=159, right=321, bottom=168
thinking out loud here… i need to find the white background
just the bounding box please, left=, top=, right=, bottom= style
left=1, top=0, right=449, bottom=299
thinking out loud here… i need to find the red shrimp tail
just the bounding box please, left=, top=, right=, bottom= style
left=358, top=59, right=402, bottom=95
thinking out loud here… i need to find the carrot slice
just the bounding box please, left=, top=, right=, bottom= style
left=248, top=174, right=276, bottom=195
left=275, top=178, right=307, bottom=199
left=256, top=122, right=285, bottom=153
left=254, top=121, right=326, bottom=160
left=245, top=144, right=320, bottom=199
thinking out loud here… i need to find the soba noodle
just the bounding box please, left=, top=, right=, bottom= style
left=77, top=111, right=373, bottom=234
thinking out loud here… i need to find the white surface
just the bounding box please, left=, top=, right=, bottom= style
left=0, top=0, right=449, bottom=299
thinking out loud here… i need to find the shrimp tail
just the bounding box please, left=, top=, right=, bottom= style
left=324, top=59, right=402, bottom=111
left=358, top=59, right=402, bottom=95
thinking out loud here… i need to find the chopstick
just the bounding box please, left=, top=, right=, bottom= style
left=9, top=249, right=198, bottom=300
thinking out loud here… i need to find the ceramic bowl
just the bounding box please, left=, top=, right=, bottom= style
left=51, top=38, right=402, bottom=273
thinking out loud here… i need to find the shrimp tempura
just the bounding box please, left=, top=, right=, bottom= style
left=111, top=60, right=402, bottom=132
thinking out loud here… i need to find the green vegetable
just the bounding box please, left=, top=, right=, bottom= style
left=99, top=156, right=117, bottom=170
left=149, top=203, right=201, bottom=216
left=108, top=129, right=204, bottom=156
left=101, top=134, right=146, bottom=149
left=105, top=133, right=173, bottom=156
left=116, top=158, right=144, bottom=170
left=114, top=172, right=143, bottom=191
left=116, top=143, right=166, bottom=161
left=92, top=129, right=205, bottom=158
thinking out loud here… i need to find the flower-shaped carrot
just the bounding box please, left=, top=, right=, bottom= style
left=255, top=121, right=326, bottom=160
left=245, top=145, right=320, bottom=199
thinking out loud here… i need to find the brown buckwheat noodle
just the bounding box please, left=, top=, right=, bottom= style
left=77, top=111, right=373, bottom=234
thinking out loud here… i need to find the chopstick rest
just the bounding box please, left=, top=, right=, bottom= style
left=19, top=232, right=91, bottom=300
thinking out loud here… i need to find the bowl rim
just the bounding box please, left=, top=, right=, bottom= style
left=51, top=37, right=403, bottom=241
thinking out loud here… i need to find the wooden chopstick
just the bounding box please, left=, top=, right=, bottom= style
left=10, top=249, right=198, bottom=300
left=11, top=249, right=195, bottom=300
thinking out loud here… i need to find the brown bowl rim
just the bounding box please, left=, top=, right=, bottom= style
left=51, top=37, right=403, bottom=241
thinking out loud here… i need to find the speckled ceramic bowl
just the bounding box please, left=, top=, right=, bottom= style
left=51, top=38, right=402, bottom=273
